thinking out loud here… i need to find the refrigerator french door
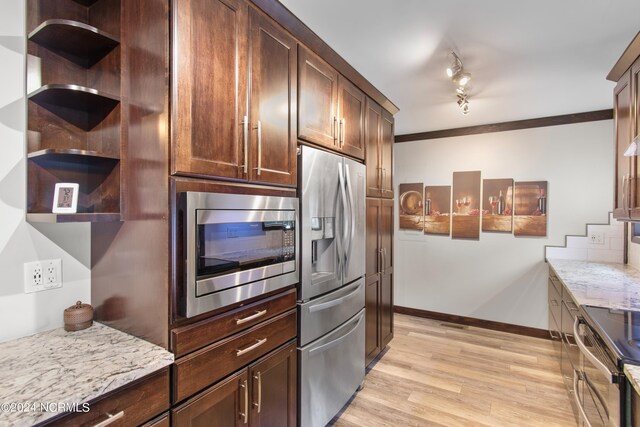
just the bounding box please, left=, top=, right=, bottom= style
left=298, top=145, right=366, bottom=427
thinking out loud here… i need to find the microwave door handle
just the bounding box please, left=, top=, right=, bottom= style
left=338, top=164, right=349, bottom=268
left=573, top=317, right=614, bottom=382
left=344, top=164, right=355, bottom=271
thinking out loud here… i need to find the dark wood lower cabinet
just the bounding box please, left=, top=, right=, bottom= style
left=365, top=274, right=381, bottom=365
left=172, top=371, right=248, bottom=427
left=172, top=341, right=296, bottom=427
left=380, top=269, right=394, bottom=349
left=249, top=341, right=296, bottom=427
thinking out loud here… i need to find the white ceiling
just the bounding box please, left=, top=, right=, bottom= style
left=279, top=0, right=640, bottom=135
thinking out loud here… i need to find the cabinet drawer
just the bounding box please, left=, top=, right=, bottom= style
left=173, top=309, right=297, bottom=403
left=44, top=368, right=169, bottom=427
left=171, top=288, right=296, bottom=358
left=548, top=280, right=561, bottom=327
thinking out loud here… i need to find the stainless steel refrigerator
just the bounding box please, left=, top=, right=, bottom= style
left=298, top=145, right=366, bottom=427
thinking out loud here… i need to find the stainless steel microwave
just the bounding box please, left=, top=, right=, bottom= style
left=179, top=192, right=299, bottom=318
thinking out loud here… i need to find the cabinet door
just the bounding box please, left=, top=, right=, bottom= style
left=298, top=47, right=339, bottom=148
left=172, top=370, right=247, bottom=427
left=631, top=57, right=640, bottom=218
left=613, top=70, right=632, bottom=219
left=249, top=9, right=297, bottom=187
left=365, top=98, right=382, bottom=197
left=249, top=341, right=296, bottom=427
left=380, top=269, right=393, bottom=349
left=380, top=109, right=394, bottom=198
left=365, top=198, right=380, bottom=278
left=337, top=77, right=365, bottom=160
left=365, top=273, right=381, bottom=366
left=172, top=0, right=248, bottom=180
left=380, top=198, right=393, bottom=272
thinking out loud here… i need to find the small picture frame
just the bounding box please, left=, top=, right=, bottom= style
left=52, top=183, right=79, bottom=214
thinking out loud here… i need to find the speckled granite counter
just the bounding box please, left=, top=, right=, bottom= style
left=547, top=258, right=640, bottom=311
left=547, top=258, right=640, bottom=399
left=0, top=322, right=174, bottom=427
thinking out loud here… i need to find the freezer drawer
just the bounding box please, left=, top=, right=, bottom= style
left=299, top=308, right=365, bottom=427
left=298, top=278, right=365, bottom=346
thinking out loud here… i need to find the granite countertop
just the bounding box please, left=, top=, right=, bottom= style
left=0, top=322, right=174, bottom=427
left=547, top=258, right=640, bottom=311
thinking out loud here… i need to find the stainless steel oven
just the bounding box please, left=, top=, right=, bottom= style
left=179, top=192, right=299, bottom=318
left=574, top=317, right=625, bottom=427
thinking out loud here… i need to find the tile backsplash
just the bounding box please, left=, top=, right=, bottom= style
left=545, top=213, right=624, bottom=263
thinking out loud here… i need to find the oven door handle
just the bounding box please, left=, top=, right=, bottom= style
left=573, top=317, right=614, bottom=383
left=584, top=371, right=610, bottom=420
left=573, top=370, right=593, bottom=427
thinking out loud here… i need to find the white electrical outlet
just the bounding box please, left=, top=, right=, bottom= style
left=589, top=232, right=605, bottom=245
left=24, top=259, right=62, bottom=293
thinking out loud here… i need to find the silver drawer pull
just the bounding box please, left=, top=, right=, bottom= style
left=92, top=411, right=124, bottom=427
left=236, top=310, right=267, bottom=325
left=236, top=338, right=267, bottom=356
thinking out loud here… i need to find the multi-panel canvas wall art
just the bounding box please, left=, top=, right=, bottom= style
left=398, top=183, right=424, bottom=231
left=513, top=181, right=547, bottom=236
left=452, top=171, right=481, bottom=239
left=482, top=179, right=513, bottom=233
left=424, top=186, right=451, bottom=236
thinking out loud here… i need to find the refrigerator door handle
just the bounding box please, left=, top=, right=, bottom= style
left=344, top=163, right=355, bottom=272
left=338, top=164, right=349, bottom=270
left=333, top=177, right=343, bottom=279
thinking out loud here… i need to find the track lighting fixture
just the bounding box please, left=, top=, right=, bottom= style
left=446, top=51, right=472, bottom=114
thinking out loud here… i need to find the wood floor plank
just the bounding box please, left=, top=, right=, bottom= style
left=331, top=313, right=577, bottom=426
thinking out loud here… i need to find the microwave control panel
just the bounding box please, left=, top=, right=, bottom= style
left=283, top=229, right=295, bottom=260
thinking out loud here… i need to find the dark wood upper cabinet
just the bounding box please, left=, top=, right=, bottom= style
left=365, top=98, right=382, bottom=197
left=365, top=198, right=394, bottom=366
left=613, top=71, right=632, bottom=219
left=609, top=32, right=640, bottom=221
left=298, top=46, right=339, bottom=149
left=248, top=9, right=297, bottom=186
left=630, top=56, right=640, bottom=218
left=364, top=98, right=394, bottom=198
left=380, top=110, right=394, bottom=198
left=172, top=0, right=248, bottom=181
left=172, top=370, right=247, bottom=427
left=249, top=341, right=296, bottom=427
left=337, top=77, right=365, bottom=160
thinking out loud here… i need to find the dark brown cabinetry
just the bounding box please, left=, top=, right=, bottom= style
left=365, top=98, right=394, bottom=198
left=172, top=0, right=296, bottom=187
left=44, top=369, right=170, bottom=426
left=298, top=46, right=365, bottom=160
left=609, top=33, right=640, bottom=221
left=172, top=341, right=296, bottom=427
left=365, top=198, right=393, bottom=366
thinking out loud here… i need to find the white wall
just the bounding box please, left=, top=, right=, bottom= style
left=394, top=120, right=613, bottom=329
left=0, top=0, right=90, bottom=342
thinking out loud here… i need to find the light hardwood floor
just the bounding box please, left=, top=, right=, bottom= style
left=330, top=313, right=577, bottom=427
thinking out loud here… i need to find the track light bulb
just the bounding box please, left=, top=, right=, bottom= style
left=458, top=73, right=471, bottom=87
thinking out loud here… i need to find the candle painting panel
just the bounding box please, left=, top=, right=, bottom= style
left=424, top=186, right=451, bottom=236
left=452, top=171, right=481, bottom=239
left=514, top=181, right=547, bottom=237
left=481, top=178, right=513, bottom=233
left=398, top=183, right=424, bottom=231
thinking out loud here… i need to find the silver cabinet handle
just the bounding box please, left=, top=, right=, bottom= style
left=333, top=116, right=338, bottom=144
left=549, top=299, right=559, bottom=307
left=253, top=371, right=262, bottom=413
left=549, top=330, right=560, bottom=340
left=236, top=310, right=267, bottom=325
left=92, top=411, right=124, bottom=427
left=573, top=317, right=613, bottom=382
left=378, top=248, right=383, bottom=274
left=242, top=115, right=248, bottom=174
left=340, top=118, right=345, bottom=147
left=572, top=370, right=593, bottom=427
left=240, top=379, right=248, bottom=424
left=564, top=332, right=577, bottom=347
left=257, top=120, right=262, bottom=176
left=566, top=300, right=579, bottom=312
left=236, top=338, right=267, bottom=356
